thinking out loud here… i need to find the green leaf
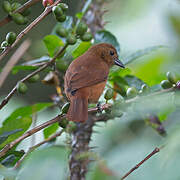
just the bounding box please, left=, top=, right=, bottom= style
left=94, top=30, right=120, bottom=55
left=0, top=129, right=23, bottom=145
left=0, top=103, right=52, bottom=149
left=12, top=65, right=38, bottom=74
left=124, top=75, right=145, bottom=90
left=43, top=123, right=59, bottom=139
left=72, top=41, right=91, bottom=58
left=76, top=12, right=83, bottom=20
left=43, top=35, right=64, bottom=57
left=123, top=45, right=165, bottom=65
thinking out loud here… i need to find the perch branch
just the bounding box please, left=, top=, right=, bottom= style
left=121, top=147, right=160, bottom=180
left=13, top=129, right=64, bottom=169
left=0, top=43, right=68, bottom=110
left=0, top=0, right=62, bottom=62
left=0, top=39, right=31, bottom=88
left=0, top=0, right=41, bottom=27
left=0, top=114, right=64, bottom=158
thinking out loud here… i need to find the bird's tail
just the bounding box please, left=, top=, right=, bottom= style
left=67, top=96, right=88, bottom=122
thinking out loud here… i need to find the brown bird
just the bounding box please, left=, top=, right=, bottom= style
left=64, top=43, right=125, bottom=122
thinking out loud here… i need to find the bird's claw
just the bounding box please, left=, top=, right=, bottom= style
left=97, top=102, right=103, bottom=113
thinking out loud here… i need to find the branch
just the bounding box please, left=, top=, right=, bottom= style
left=0, top=114, right=64, bottom=158
left=0, top=104, right=110, bottom=159
left=121, top=147, right=160, bottom=180
left=0, top=0, right=62, bottom=62
left=13, top=130, right=64, bottom=169
left=0, top=0, right=41, bottom=27
left=0, top=39, right=31, bottom=88
left=0, top=43, right=68, bottom=110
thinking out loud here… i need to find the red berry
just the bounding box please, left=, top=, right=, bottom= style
left=42, top=0, right=54, bottom=7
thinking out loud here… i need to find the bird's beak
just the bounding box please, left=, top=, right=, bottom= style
left=114, top=58, right=125, bottom=68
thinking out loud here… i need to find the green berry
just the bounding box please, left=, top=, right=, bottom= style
left=166, top=71, right=178, bottom=84
left=76, top=22, right=88, bottom=36
left=52, top=6, right=63, bottom=17
left=56, top=59, right=68, bottom=71
left=140, top=84, right=149, bottom=94
left=6, top=32, right=16, bottom=45
left=2, top=1, right=12, bottom=13
left=126, top=87, right=138, bottom=98
left=27, top=74, right=40, bottom=83
left=61, top=102, right=70, bottom=114
left=59, top=117, right=69, bottom=128
left=56, top=14, right=66, bottom=22
left=160, top=80, right=173, bottom=89
left=11, top=13, right=25, bottom=25
left=80, top=32, right=93, bottom=41
left=104, top=89, right=113, bottom=101
left=56, top=26, right=67, bottom=37
left=1, top=41, right=8, bottom=48
left=11, top=2, right=21, bottom=11
left=17, top=82, right=28, bottom=94
left=66, top=34, right=77, bottom=45
left=21, top=8, right=31, bottom=16
left=58, top=3, right=68, bottom=12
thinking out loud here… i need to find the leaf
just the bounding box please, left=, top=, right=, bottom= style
left=76, top=12, right=83, bottom=20
left=12, top=65, right=38, bottom=74
left=72, top=41, right=91, bottom=58
left=123, top=45, right=165, bottom=65
left=0, top=129, right=23, bottom=145
left=94, top=30, right=120, bottom=55
left=43, top=123, right=59, bottom=139
left=43, top=35, right=64, bottom=57
left=0, top=103, right=52, bottom=149
left=124, top=75, right=145, bottom=90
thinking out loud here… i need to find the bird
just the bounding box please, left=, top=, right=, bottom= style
left=64, top=43, right=125, bottom=122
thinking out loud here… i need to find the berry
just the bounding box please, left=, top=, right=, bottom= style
left=11, top=2, right=21, bottom=11
left=2, top=1, right=12, bottom=13
left=42, top=0, right=54, bottom=7
left=11, top=13, right=26, bottom=25
left=1, top=41, right=8, bottom=48
left=56, top=14, right=66, bottom=22
left=76, top=22, right=88, bottom=36
left=166, top=71, right=178, bottom=84
left=104, top=89, right=113, bottom=101
left=6, top=32, right=16, bottom=45
left=61, top=102, right=70, bottom=114
left=56, top=26, right=67, bottom=37
left=27, top=74, right=40, bottom=83
left=52, top=6, right=63, bottom=17
left=66, top=34, right=77, bottom=45
left=80, top=32, right=93, bottom=41
left=160, top=80, right=173, bottom=89
left=126, top=87, right=138, bottom=98
left=17, top=82, right=28, bottom=94
left=58, top=3, right=68, bottom=12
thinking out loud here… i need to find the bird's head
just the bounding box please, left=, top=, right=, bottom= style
left=89, top=43, right=125, bottom=68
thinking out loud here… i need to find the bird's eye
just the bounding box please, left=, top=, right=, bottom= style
left=110, top=51, right=114, bottom=56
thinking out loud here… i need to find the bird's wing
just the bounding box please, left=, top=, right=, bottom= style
left=65, top=59, right=108, bottom=93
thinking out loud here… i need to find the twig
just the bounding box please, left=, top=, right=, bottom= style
left=0, top=104, right=110, bottom=158
left=0, top=40, right=31, bottom=88
left=0, top=0, right=41, bottom=27
left=0, top=114, right=64, bottom=158
left=13, top=130, right=64, bottom=169
left=0, top=0, right=62, bottom=62
left=0, top=43, right=68, bottom=110
left=121, top=147, right=160, bottom=180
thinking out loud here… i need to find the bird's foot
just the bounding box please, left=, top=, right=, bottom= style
left=96, top=102, right=103, bottom=113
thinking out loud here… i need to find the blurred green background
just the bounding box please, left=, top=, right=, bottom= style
left=1, top=0, right=180, bottom=179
